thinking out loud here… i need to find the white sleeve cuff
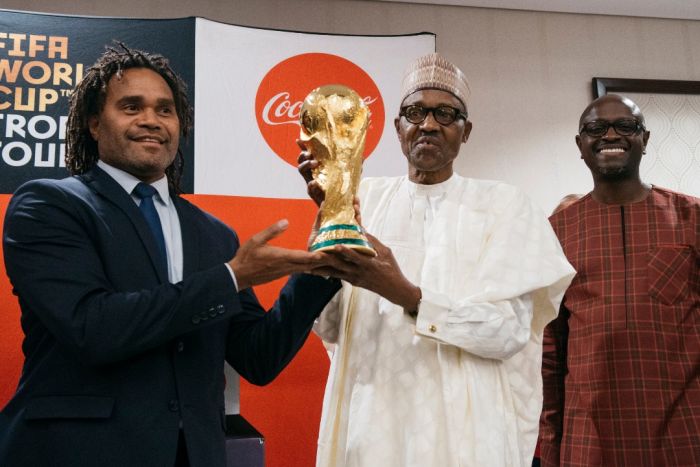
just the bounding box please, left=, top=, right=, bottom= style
left=415, top=288, right=449, bottom=337
left=224, top=263, right=239, bottom=291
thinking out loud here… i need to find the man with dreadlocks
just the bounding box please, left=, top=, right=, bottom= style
left=0, top=44, right=341, bottom=467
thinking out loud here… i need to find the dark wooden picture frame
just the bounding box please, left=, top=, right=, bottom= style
left=593, top=77, right=700, bottom=98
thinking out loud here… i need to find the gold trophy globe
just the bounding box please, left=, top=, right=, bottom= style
left=300, top=84, right=376, bottom=256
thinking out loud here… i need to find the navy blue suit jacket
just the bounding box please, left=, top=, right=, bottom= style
left=0, top=167, right=340, bottom=467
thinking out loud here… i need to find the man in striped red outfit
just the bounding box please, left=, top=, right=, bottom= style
left=540, top=94, right=700, bottom=466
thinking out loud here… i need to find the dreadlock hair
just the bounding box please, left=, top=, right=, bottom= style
left=65, top=42, right=193, bottom=193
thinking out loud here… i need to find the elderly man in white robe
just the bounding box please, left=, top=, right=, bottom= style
left=298, top=53, right=575, bottom=467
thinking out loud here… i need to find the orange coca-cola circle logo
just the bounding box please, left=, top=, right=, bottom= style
left=255, top=53, right=385, bottom=167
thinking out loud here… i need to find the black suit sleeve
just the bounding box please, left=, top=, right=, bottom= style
left=226, top=274, right=340, bottom=385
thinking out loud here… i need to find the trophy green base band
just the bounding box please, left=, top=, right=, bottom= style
left=311, top=238, right=374, bottom=251
left=310, top=224, right=376, bottom=256
left=318, top=224, right=362, bottom=234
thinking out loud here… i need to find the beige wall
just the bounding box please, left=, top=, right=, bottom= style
left=5, top=0, right=700, bottom=211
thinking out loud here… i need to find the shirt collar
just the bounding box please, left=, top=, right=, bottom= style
left=97, top=160, right=171, bottom=206
left=407, top=173, right=457, bottom=198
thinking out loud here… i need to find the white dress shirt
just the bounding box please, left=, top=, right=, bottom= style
left=98, top=160, right=183, bottom=284
left=97, top=161, right=237, bottom=289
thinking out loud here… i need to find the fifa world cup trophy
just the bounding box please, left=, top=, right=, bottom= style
left=300, top=84, right=376, bottom=255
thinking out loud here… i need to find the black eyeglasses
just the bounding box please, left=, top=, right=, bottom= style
left=579, top=119, right=645, bottom=137
left=399, top=105, right=467, bottom=126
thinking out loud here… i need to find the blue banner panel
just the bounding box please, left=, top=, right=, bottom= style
left=0, top=10, right=195, bottom=193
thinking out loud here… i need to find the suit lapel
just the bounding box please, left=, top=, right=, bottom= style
left=80, top=167, right=169, bottom=283
left=174, top=196, right=199, bottom=279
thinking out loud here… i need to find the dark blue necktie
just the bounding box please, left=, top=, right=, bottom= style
left=133, top=182, right=168, bottom=275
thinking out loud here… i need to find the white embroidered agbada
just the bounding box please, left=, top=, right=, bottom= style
left=314, top=174, right=575, bottom=467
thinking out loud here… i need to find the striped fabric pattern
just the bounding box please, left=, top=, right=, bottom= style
left=540, top=187, right=700, bottom=466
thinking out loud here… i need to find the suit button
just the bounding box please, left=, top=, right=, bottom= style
left=192, top=315, right=200, bottom=324
left=209, top=307, right=218, bottom=318
left=176, top=341, right=184, bottom=352
left=216, top=304, right=225, bottom=314
left=168, top=400, right=179, bottom=412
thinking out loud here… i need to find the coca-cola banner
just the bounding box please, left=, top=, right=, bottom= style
left=0, top=9, right=196, bottom=194
left=193, top=18, right=434, bottom=198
